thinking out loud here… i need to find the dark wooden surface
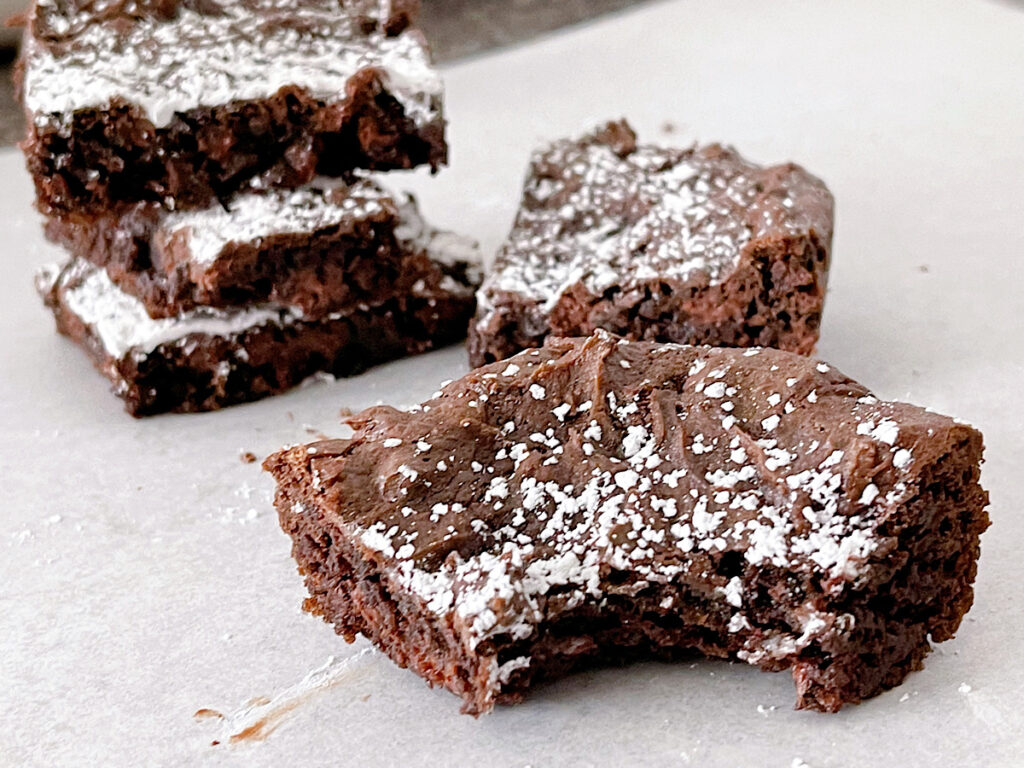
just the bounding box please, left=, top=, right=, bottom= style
left=0, top=0, right=645, bottom=146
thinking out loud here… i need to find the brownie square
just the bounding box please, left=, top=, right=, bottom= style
left=19, top=0, right=446, bottom=217
left=266, top=332, right=988, bottom=714
left=469, top=121, right=834, bottom=366
left=44, top=179, right=481, bottom=320
left=36, top=226, right=479, bottom=416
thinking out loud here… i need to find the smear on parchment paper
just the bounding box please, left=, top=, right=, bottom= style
left=195, top=646, right=378, bottom=746
left=958, top=684, right=1012, bottom=733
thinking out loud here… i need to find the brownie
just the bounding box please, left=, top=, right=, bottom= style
left=44, top=179, right=482, bottom=320
left=266, top=332, right=988, bottom=715
left=468, top=121, right=834, bottom=367
left=36, top=254, right=478, bottom=417
left=19, top=0, right=446, bottom=218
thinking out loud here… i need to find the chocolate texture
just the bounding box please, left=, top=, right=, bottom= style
left=469, top=121, right=834, bottom=366
left=267, top=332, right=988, bottom=714
left=19, top=0, right=446, bottom=217
left=44, top=179, right=481, bottom=320
left=37, top=254, right=478, bottom=417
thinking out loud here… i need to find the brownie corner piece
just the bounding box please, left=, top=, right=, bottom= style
left=20, top=0, right=446, bottom=216
left=468, top=120, right=834, bottom=367
left=266, top=333, right=988, bottom=714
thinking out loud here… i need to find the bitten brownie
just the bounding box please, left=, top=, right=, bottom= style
left=266, top=332, right=988, bottom=715
left=19, top=0, right=446, bottom=217
left=469, top=121, right=834, bottom=366
left=36, top=227, right=479, bottom=416
left=44, top=179, right=481, bottom=320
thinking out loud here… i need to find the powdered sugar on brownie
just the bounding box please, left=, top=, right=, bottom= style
left=475, top=120, right=833, bottom=320
left=317, top=334, right=949, bottom=653
left=38, top=200, right=480, bottom=358
left=23, top=0, right=442, bottom=128
left=270, top=334, right=988, bottom=714
left=40, top=259, right=300, bottom=358
left=164, top=181, right=395, bottom=266
left=160, top=178, right=482, bottom=283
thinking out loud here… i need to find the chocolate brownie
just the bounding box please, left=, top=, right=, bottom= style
left=36, top=252, right=479, bottom=417
left=44, top=179, right=481, bottom=320
left=469, top=121, right=834, bottom=367
left=19, top=0, right=446, bottom=217
left=266, top=332, right=988, bottom=715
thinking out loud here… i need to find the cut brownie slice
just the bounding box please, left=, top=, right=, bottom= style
left=469, top=121, right=834, bottom=366
left=44, top=179, right=481, bottom=320
left=19, top=0, right=446, bottom=217
left=36, top=246, right=478, bottom=417
left=266, top=332, right=988, bottom=715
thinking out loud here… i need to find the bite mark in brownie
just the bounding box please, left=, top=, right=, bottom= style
left=266, top=332, right=988, bottom=714
left=36, top=248, right=478, bottom=416
left=20, top=0, right=446, bottom=216
left=45, top=179, right=482, bottom=319
left=469, top=121, right=834, bottom=366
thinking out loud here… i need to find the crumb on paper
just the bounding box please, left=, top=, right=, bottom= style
left=240, top=451, right=258, bottom=464
left=217, top=506, right=262, bottom=525
left=193, top=708, right=224, bottom=721
left=958, top=682, right=972, bottom=695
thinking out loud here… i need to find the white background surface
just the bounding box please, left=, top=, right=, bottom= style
left=2, top=1, right=1023, bottom=765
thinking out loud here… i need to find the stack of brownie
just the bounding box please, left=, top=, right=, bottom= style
left=20, top=0, right=481, bottom=416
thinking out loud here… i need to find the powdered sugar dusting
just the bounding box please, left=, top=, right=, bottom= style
left=164, top=179, right=481, bottom=279
left=24, top=0, right=442, bottom=129
left=166, top=181, right=393, bottom=266
left=476, top=124, right=831, bottom=325
left=49, top=259, right=297, bottom=359
left=331, top=335, right=949, bottom=686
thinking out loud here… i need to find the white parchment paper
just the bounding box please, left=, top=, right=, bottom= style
left=2, top=0, right=1022, bottom=765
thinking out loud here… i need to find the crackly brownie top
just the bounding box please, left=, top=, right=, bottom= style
left=477, top=121, right=833, bottom=316
left=23, top=0, right=439, bottom=127
left=272, top=332, right=976, bottom=654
